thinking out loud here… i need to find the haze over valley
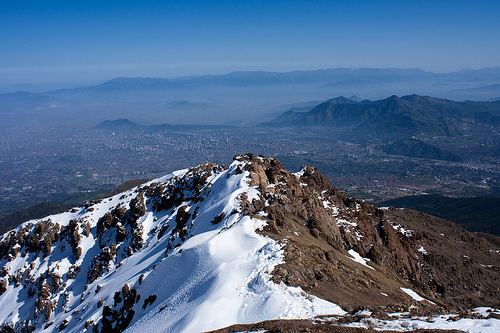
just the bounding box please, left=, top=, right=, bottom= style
left=1, top=1, right=500, bottom=332
left=1, top=86, right=500, bottom=237
left=2, top=67, right=500, bottom=128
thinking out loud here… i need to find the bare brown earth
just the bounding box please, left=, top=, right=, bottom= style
left=208, top=318, right=464, bottom=333
left=0, top=154, right=498, bottom=332
left=237, top=154, right=500, bottom=313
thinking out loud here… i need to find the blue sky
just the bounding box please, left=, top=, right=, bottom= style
left=1, top=0, right=500, bottom=85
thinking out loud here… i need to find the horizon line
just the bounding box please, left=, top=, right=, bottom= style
left=2, top=66, right=500, bottom=94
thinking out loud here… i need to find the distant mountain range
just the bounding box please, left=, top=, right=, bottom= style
left=32, top=67, right=500, bottom=93
left=455, top=83, right=500, bottom=95
left=2, top=67, right=500, bottom=126
left=269, top=95, right=500, bottom=136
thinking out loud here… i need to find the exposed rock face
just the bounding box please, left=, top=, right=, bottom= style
left=0, top=154, right=498, bottom=333
left=95, top=284, right=139, bottom=333
left=238, top=154, right=499, bottom=311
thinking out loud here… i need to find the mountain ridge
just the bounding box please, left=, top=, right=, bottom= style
left=2, top=68, right=500, bottom=126
left=268, top=94, right=500, bottom=136
left=0, top=155, right=499, bottom=332
left=3, top=67, right=500, bottom=96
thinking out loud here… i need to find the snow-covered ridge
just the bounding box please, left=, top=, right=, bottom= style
left=0, top=157, right=343, bottom=333
left=1, top=155, right=499, bottom=333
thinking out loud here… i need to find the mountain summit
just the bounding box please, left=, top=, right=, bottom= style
left=270, top=95, right=500, bottom=136
left=0, top=155, right=499, bottom=332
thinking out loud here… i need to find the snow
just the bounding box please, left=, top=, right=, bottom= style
left=336, top=218, right=363, bottom=240
left=293, top=169, right=305, bottom=178
left=322, top=200, right=339, bottom=216
left=336, top=218, right=357, bottom=227
left=355, top=309, right=372, bottom=316
left=341, top=314, right=500, bottom=333
left=125, top=165, right=345, bottom=333
left=417, top=245, right=428, bottom=255
left=400, top=287, right=435, bottom=304
left=0, top=159, right=345, bottom=333
left=347, top=249, right=374, bottom=270
left=1, top=157, right=497, bottom=333
left=391, top=223, right=414, bottom=237
left=473, top=307, right=500, bottom=316
left=0, top=283, right=22, bottom=324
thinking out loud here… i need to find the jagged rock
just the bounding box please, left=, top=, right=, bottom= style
left=0, top=155, right=498, bottom=333
left=57, top=320, right=68, bottom=331
left=211, top=212, right=225, bottom=225
left=96, top=284, right=138, bottom=333
left=174, top=205, right=191, bottom=240
left=88, top=245, right=117, bottom=283
left=236, top=154, right=499, bottom=310
left=67, top=219, right=82, bottom=260
left=35, top=280, right=54, bottom=320
left=142, top=294, right=157, bottom=309
left=0, top=278, right=7, bottom=295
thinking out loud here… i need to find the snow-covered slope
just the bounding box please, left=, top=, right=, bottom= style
left=0, top=157, right=343, bottom=333
left=1, top=154, right=499, bottom=333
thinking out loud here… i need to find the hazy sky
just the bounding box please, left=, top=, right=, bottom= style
left=1, top=0, right=500, bottom=85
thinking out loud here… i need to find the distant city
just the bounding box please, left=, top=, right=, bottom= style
left=1, top=122, right=497, bottom=216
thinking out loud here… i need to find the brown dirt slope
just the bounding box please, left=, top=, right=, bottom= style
left=208, top=318, right=464, bottom=333
left=236, top=154, right=500, bottom=312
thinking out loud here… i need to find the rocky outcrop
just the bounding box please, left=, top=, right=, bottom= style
left=95, top=284, right=139, bottom=333
left=0, top=154, right=498, bottom=333
left=236, top=154, right=500, bottom=311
